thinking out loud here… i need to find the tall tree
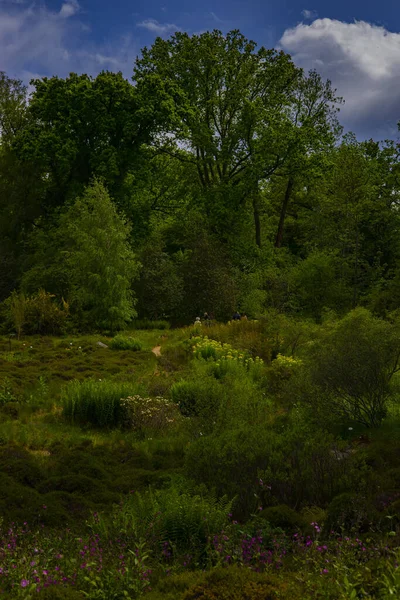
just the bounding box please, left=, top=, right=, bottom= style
left=134, top=30, right=342, bottom=246
left=13, top=71, right=160, bottom=215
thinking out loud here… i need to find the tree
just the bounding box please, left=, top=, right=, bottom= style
left=13, top=71, right=158, bottom=214
left=135, top=238, right=183, bottom=320
left=306, top=308, right=400, bottom=427
left=59, top=179, right=139, bottom=331
left=134, top=31, right=342, bottom=246
left=134, top=30, right=298, bottom=236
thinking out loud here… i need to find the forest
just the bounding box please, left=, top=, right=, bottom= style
left=1, top=29, right=400, bottom=599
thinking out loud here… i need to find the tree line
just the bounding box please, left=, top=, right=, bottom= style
left=1, top=29, right=400, bottom=331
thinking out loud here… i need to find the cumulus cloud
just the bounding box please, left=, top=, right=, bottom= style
left=0, top=2, right=137, bottom=82
left=301, top=9, right=317, bottom=20
left=137, top=18, right=179, bottom=35
left=280, top=18, right=400, bottom=139
left=59, top=0, right=80, bottom=19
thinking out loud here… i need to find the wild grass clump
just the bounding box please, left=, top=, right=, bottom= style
left=62, top=379, right=141, bottom=427
left=109, top=334, right=143, bottom=351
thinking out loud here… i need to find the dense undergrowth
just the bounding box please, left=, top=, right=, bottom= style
left=0, top=315, right=400, bottom=598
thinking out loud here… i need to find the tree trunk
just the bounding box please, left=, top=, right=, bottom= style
left=275, top=178, right=294, bottom=248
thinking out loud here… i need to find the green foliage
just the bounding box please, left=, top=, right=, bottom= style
left=171, top=378, right=223, bottom=420
left=323, top=492, right=380, bottom=535
left=306, top=308, right=400, bottom=427
left=2, top=289, right=69, bottom=336
left=90, top=482, right=233, bottom=560
left=109, top=335, right=143, bottom=351
left=136, top=241, right=184, bottom=320
left=0, top=377, right=18, bottom=404
left=58, top=180, right=139, bottom=331
left=61, top=379, right=141, bottom=428
left=288, top=252, right=348, bottom=321
left=180, top=230, right=238, bottom=321
left=259, top=505, right=305, bottom=531
left=185, top=426, right=270, bottom=518
left=131, top=319, right=170, bottom=330
left=186, top=421, right=366, bottom=519
left=36, top=586, right=84, bottom=599
left=148, top=566, right=324, bottom=600
left=120, top=394, right=181, bottom=433
left=14, top=71, right=154, bottom=210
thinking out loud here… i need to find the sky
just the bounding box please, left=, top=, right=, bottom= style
left=1, top=0, right=400, bottom=140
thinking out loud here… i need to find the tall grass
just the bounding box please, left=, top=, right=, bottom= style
left=62, top=379, right=142, bottom=428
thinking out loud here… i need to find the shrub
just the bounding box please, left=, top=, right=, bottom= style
left=0, top=378, right=18, bottom=404
left=110, top=335, right=143, bottom=351
left=36, top=588, right=84, bottom=599
left=61, top=379, right=140, bottom=428
left=306, top=308, right=400, bottom=427
left=186, top=423, right=364, bottom=519
left=120, top=395, right=181, bottom=433
left=259, top=505, right=305, bottom=531
left=147, top=566, right=324, bottom=600
left=323, top=492, right=380, bottom=535
left=185, top=426, right=271, bottom=518
left=89, top=483, right=233, bottom=560
left=171, top=378, right=223, bottom=420
left=131, top=319, right=170, bottom=330
left=190, top=336, right=265, bottom=381
left=2, top=289, right=69, bottom=336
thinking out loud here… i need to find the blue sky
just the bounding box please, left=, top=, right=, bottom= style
left=1, top=0, right=400, bottom=139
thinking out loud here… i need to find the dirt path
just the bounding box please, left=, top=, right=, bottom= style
left=152, top=345, right=161, bottom=357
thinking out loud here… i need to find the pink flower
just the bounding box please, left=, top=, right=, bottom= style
left=20, top=579, right=29, bottom=588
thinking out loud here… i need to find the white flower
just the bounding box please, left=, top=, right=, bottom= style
left=348, top=427, right=353, bottom=431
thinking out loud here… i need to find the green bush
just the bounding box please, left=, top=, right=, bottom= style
left=171, top=378, right=223, bottom=420
left=131, top=319, right=171, bottom=330
left=259, top=505, right=305, bottom=531
left=2, top=289, right=69, bottom=336
left=306, top=308, right=400, bottom=427
left=36, top=586, right=84, bottom=599
left=186, top=422, right=364, bottom=519
left=120, top=394, right=182, bottom=433
left=185, top=426, right=271, bottom=518
left=89, top=483, right=232, bottom=560
left=61, top=379, right=140, bottom=427
left=110, top=335, right=143, bottom=351
left=147, top=566, right=330, bottom=600
left=323, top=492, right=380, bottom=535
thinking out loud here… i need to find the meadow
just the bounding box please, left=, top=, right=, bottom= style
left=0, top=315, right=400, bottom=599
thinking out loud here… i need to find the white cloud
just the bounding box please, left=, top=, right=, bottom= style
left=280, top=18, right=400, bottom=138
left=137, top=18, right=179, bottom=35
left=59, top=0, right=79, bottom=19
left=301, top=9, right=317, bottom=20
left=0, top=2, right=138, bottom=82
